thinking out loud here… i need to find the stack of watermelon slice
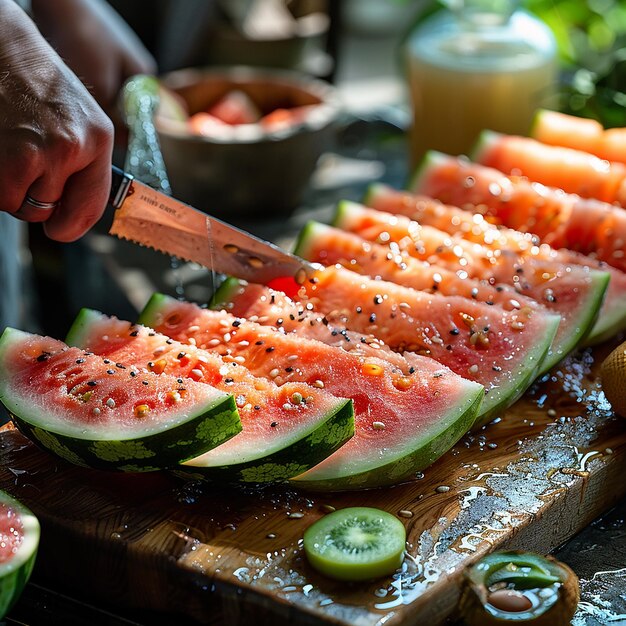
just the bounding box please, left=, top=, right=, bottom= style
left=0, top=109, right=624, bottom=491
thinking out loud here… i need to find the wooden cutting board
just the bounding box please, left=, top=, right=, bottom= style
left=1, top=341, right=625, bottom=626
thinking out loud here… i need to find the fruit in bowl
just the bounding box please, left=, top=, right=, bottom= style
left=187, top=89, right=316, bottom=136
left=154, top=66, right=340, bottom=219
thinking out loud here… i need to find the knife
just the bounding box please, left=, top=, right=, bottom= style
left=108, top=166, right=316, bottom=285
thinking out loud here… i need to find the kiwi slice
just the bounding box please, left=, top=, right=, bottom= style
left=303, top=507, right=406, bottom=581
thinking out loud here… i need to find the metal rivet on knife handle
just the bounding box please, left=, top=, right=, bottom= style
left=224, top=244, right=239, bottom=254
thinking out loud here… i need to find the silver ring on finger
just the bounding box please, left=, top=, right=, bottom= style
left=24, top=195, right=60, bottom=210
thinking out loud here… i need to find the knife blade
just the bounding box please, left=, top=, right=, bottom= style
left=108, top=166, right=316, bottom=285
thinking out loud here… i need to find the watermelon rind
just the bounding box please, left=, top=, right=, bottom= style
left=554, top=270, right=608, bottom=352
left=68, top=308, right=356, bottom=483
left=179, top=398, right=354, bottom=483
left=585, top=306, right=626, bottom=346
left=210, top=278, right=242, bottom=310
left=469, top=129, right=501, bottom=163
left=290, top=381, right=483, bottom=491
left=0, top=328, right=242, bottom=472
left=405, top=149, right=452, bottom=193
left=0, top=490, right=39, bottom=619
left=528, top=108, right=548, bottom=138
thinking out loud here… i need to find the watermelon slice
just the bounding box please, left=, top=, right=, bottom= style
left=409, top=151, right=626, bottom=274
left=531, top=109, right=626, bottom=165
left=338, top=200, right=608, bottom=361
left=474, top=130, right=626, bottom=207
left=396, top=159, right=626, bottom=343
left=0, top=490, right=39, bottom=619
left=0, top=328, right=241, bottom=472
left=206, top=90, right=261, bottom=125
left=139, top=294, right=484, bottom=490
left=295, top=221, right=541, bottom=313
left=66, top=309, right=354, bottom=483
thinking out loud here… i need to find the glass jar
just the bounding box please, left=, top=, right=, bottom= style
left=405, top=0, right=557, bottom=165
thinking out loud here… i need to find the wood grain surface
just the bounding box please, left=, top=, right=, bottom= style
left=1, top=341, right=625, bottom=626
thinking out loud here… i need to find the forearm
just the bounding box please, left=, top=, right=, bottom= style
left=28, top=0, right=155, bottom=118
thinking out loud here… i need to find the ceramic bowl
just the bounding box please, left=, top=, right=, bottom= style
left=155, top=66, right=341, bottom=220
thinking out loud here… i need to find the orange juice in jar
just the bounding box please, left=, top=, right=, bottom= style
left=405, top=0, right=557, bottom=166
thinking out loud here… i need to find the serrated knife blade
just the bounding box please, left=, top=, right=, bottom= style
left=108, top=166, right=315, bottom=285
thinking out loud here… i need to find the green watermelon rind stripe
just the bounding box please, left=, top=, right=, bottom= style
left=290, top=381, right=484, bottom=491
left=474, top=315, right=561, bottom=428
left=469, top=129, right=502, bottom=164
left=293, top=221, right=322, bottom=260
left=8, top=398, right=241, bottom=471
left=0, top=491, right=39, bottom=619
left=177, top=398, right=355, bottom=483
left=134, top=293, right=172, bottom=331
left=470, top=313, right=560, bottom=427
left=210, top=277, right=246, bottom=311
left=539, top=269, right=609, bottom=372
left=585, top=289, right=626, bottom=345
left=407, top=149, right=451, bottom=193
left=361, top=182, right=390, bottom=207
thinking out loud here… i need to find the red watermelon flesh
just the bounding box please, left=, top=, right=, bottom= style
left=367, top=177, right=626, bottom=344
left=408, top=151, right=626, bottom=274
left=292, top=265, right=558, bottom=420
left=206, top=90, right=261, bottom=125
left=214, top=278, right=416, bottom=374
left=338, top=201, right=608, bottom=360
left=139, top=294, right=484, bottom=489
left=294, top=221, right=540, bottom=313
left=474, top=130, right=626, bottom=207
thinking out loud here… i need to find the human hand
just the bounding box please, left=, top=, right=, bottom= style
left=0, top=0, right=114, bottom=242
left=31, top=0, right=157, bottom=133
